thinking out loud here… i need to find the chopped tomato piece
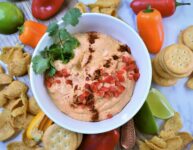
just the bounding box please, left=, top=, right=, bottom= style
left=90, top=82, right=100, bottom=92
left=55, top=69, right=70, bottom=77
left=122, top=56, right=131, bottom=63
left=134, top=67, right=139, bottom=73
left=45, top=79, right=52, bottom=88
left=116, top=70, right=125, bottom=75
left=133, top=73, right=140, bottom=81
left=116, top=73, right=125, bottom=82
left=109, top=86, right=117, bottom=93
left=128, top=73, right=134, bottom=80
left=104, top=92, right=111, bottom=99
left=117, top=84, right=125, bottom=92
left=114, top=91, right=121, bottom=97
left=100, top=86, right=109, bottom=92
left=66, top=80, right=72, bottom=85
left=55, top=79, right=61, bottom=84
left=103, top=75, right=115, bottom=84
left=97, top=90, right=105, bottom=97
left=79, top=91, right=90, bottom=101
left=107, top=114, right=113, bottom=119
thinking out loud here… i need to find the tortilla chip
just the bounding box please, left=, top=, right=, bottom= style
left=10, top=114, right=26, bottom=129
left=0, top=73, right=13, bottom=85
left=137, top=140, right=151, bottom=150
left=150, top=136, right=167, bottom=148
left=23, top=113, right=35, bottom=129
left=165, top=136, right=183, bottom=150
left=159, top=130, right=176, bottom=140
left=7, top=142, right=34, bottom=150
left=0, top=122, right=15, bottom=141
left=178, top=132, right=193, bottom=148
left=0, top=109, right=11, bottom=128
left=0, top=92, right=7, bottom=107
left=28, top=97, right=40, bottom=115
left=164, top=112, right=182, bottom=132
left=145, top=140, right=163, bottom=150
left=190, top=144, right=193, bottom=150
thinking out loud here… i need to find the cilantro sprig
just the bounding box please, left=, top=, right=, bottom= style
left=32, top=8, right=82, bottom=76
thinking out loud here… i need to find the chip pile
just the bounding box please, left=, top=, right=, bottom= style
left=74, top=0, right=120, bottom=17
left=137, top=112, right=193, bottom=150
left=152, top=44, right=193, bottom=87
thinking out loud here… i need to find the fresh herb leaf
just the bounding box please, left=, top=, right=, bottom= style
left=47, top=66, right=56, bottom=77
left=32, top=55, right=50, bottom=74
left=62, top=8, right=82, bottom=26
left=32, top=8, right=82, bottom=75
left=47, top=22, right=59, bottom=36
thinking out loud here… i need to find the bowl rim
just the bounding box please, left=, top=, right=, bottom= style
left=30, top=13, right=152, bottom=134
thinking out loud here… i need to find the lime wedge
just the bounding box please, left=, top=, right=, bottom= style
left=134, top=101, right=159, bottom=134
left=146, top=88, right=174, bottom=119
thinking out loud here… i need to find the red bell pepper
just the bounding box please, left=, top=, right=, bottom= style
left=130, top=0, right=191, bottom=17
left=78, top=130, right=120, bottom=150
left=32, top=0, right=65, bottom=20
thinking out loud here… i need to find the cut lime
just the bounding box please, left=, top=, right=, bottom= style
left=146, top=88, right=174, bottom=119
left=134, top=101, right=159, bottom=134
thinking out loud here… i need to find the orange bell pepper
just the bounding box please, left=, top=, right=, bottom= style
left=19, top=20, right=47, bottom=48
left=137, top=6, right=164, bottom=54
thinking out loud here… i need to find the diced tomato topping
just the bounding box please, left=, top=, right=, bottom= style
left=116, top=70, right=125, bottom=75
left=109, top=86, right=117, bottom=93
left=45, top=79, right=52, bottom=88
left=133, top=73, right=140, bottom=81
left=85, top=83, right=90, bottom=89
left=128, top=73, right=134, bottom=80
left=97, top=90, right=105, bottom=97
left=107, top=114, right=113, bottom=119
left=114, top=91, right=121, bottom=97
left=100, top=86, right=109, bottom=92
left=55, top=80, right=61, bottom=84
left=115, top=81, right=122, bottom=87
left=134, top=67, right=139, bottom=73
left=66, top=80, right=72, bottom=85
left=117, top=84, right=125, bottom=93
left=55, top=69, right=70, bottom=78
left=104, top=92, right=111, bottom=99
left=90, top=82, right=100, bottom=92
left=116, top=73, right=125, bottom=82
left=79, top=91, right=90, bottom=101
left=122, top=56, right=131, bottom=63
left=103, top=75, right=115, bottom=84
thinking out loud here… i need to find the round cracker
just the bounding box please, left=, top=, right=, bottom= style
left=159, top=45, right=193, bottom=76
left=152, top=65, right=177, bottom=87
left=153, top=57, right=176, bottom=80
left=183, top=26, right=193, bottom=50
left=43, top=124, right=77, bottom=150
left=178, top=31, right=185, bottom=44
left=7, top=142, right=34, bottom=150
left=22, top=130, right=37, bottom=148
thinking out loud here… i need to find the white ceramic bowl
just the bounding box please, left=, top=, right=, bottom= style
left=30, top=13, right=152, bottom=134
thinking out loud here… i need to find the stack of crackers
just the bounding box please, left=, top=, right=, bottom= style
left=152, top=44, right=193, bottom=87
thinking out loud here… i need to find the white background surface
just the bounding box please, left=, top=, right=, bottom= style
left=0, top=0, right=193, bottom=149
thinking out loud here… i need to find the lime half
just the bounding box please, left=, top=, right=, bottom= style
left=134, top=101, right=159, bottom=134
left=146, top=88, right=174, bottom=119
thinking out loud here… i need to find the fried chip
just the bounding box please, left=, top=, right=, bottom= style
left=0, top=109, right=11, bottom=128
left=90, top=6, right=100, bottom=13
left=190, top=144, right=193, bottom=150
left=7, top=142, right=34, bottom=150
left=159, top=130, right=176, bottom=140
left=10, top=114, right=26, bottom=129
left=163, top=112, right=182, bottom=132
left=145, top=140, right=163, bottom=150
left=74, top=2, right=87, bottom=13
left=150, top=136, right=167, bottom=148
left=137, top=140, right=151, bottom=150
left=88, top=0, right=120, bottom=8
left=0, top=122, right=15, bottom=141
left=28, top=97, right=40, bottom=115
left=165, top=136, right=183, bottom=150
left=22, top=130, right=37, bottom=148
left=0, top=73, right=12, bottom=85
left=178, top=132, right=193, bottom=148
left=4, top=81, right=28, bottom=99
left=100, top=7, right=117, bottom=16
left=0, top=65, right=4, bottom=73
left=0, top=92, right=7, bottom=107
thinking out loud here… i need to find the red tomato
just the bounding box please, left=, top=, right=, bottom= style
left=78, top=130, right=120, bottom=150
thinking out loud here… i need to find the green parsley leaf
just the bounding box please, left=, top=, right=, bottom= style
left=63, top=37, right=80, bottom=53
left=59, top=29, right=71, bottom=41
left=47, top=66, right=56, bottom=77
left=32, top=55, right=50, bottom=74
left=62, top=8, right=82, bottom=26
left=47, top=22, right=59, bottom=36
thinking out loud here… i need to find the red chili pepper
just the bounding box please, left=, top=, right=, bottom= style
left=78, top=130, right=120, bottom=150
left=130, top=0, right=191, bottom=17
left=32, top=0, right=65, bottom=20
